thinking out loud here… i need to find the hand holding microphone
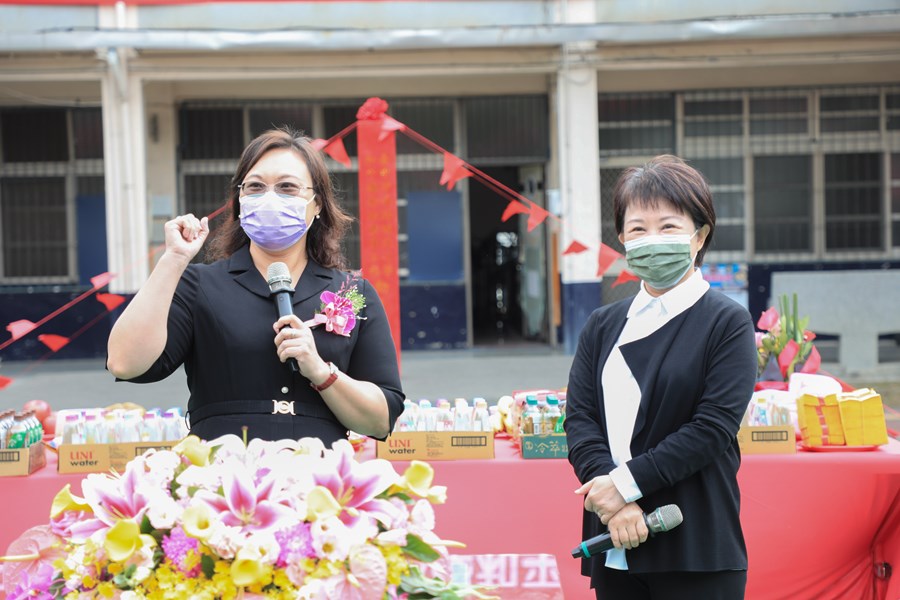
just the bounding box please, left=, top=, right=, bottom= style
left=267, top=262, right=300, bottom=373
left=572, top=504, right=683, bottom=559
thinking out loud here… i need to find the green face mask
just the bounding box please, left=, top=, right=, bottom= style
left=623, top=232, right=697, bottom=290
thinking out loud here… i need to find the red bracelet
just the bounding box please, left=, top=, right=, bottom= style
left=310, top=362, right=339, bottom=392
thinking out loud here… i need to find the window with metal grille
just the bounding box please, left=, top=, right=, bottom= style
left=1, top=177, right=68, bottom=278
left=0, top=106, right=104, bottom=283
left=824, top=153, right=881, bottom=251
left=892, top=153, right=900, bottom=248
left=598, top=93, right=674, bottom=157
left=599, top=84, right=900, bottom=262
left=464, top=96, right=549, bottom=163
left=754, top=155, right=812, bottom=253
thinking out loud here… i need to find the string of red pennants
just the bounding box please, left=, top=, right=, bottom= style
left=0, top=100, right=637, bottom=387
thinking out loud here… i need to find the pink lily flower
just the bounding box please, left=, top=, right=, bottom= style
left=194, top=466, right=295, bottom=535
left=310, top=440, right=399, bottom=530
left=69, top=458, right=152, bottom=542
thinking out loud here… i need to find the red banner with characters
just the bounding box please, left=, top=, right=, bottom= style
left=356, top=109, right=401, bottom=363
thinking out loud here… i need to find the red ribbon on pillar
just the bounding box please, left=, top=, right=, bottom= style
left=356, top=99, right=402, bottom=364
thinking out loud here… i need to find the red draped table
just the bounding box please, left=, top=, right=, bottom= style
left=2, top=439, right=899, bottom=599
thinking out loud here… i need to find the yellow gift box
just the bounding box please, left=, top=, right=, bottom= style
left=836, top=388, right=888, bottom=446
left=797, top=393, right=845, bottom=446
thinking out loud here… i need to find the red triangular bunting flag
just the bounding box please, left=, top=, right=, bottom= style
left=96, top=293, right=126, bottom=312
left=438, top=152, right=472, bottom=190
left=310, top=138, right=329, bottom=151
left=90, top=272, right=114, bottom=289
left=526, top=204, right=550, bottom=232
left=37, top=334, right=70, bottom=352
left=6, top=319, right=36, bottom=341
left=501, top=200, right=529, bottom=222
left=596, top=243, right=623, bottom=277
left=612, top=270, right=641, bottom=287
left=0, top=375, right=12, bottom=390
left=324, top=138, right=351, bottom=167
left=563, top=240, right=589, bottom=255
left=377, top=116, right=406, bottom=142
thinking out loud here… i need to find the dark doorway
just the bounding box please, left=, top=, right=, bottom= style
left=469, top=166, right=523, bottom=345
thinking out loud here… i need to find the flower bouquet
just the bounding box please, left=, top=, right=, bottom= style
left=0, top=435, right=495, bottom=599
left=755, top=293, right=821, bottom=385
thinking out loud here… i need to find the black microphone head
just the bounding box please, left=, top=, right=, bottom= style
left=646, top=504, right=683, bottom=534
left=266, top=262, right=293, bottom=294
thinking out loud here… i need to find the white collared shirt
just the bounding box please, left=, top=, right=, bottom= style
left=600, top=269, right=710, bottom=570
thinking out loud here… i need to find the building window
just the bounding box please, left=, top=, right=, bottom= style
left=600, top=84, right=900, bottom=261
left=1, top=177, right=68, bottom=278
left=824, top=153, right=881, bottom=251
left=0, top=107, right=103, bottom=283
left=465, top=95, right=549, bottom=163
left=820, top=92, right=879, bottom=133
left=892, top=153, right=900, bottom=248
left=754, top=155, right=812, bottom=253
left=598, top=93, right=674, bottom=157
left=690, top=157, right=745, bottom=252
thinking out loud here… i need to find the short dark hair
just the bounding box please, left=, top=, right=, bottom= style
left=612, top=154, right=716, bottom=267
left=204, top=127, right=353, bottom=269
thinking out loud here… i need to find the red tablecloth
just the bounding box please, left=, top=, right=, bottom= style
left=2, top=439, right=900, bottom=600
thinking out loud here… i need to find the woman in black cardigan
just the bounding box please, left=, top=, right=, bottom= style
left=564, top=155, right=757, bottom=599
left=107, top=128, right=403, bottom=445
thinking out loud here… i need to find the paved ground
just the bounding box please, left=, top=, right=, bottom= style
left=1, top=346, right=898, bottom=431
left=0, top=345, right=575, bottom=413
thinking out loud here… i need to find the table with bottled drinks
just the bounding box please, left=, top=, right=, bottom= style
left=2, top=438, right=900, bottom=599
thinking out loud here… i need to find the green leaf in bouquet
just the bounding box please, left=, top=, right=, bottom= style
left=403, top=534, right=441, bottom=562
left=112, top=563, right=138, bottom=589
left=398, top=566, right=498, bottom=600
left=139, top=514, right=153, bottom=535
left=200, top=553, right=216, bottom=579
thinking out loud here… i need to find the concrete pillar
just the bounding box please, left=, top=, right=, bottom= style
left=553, top=0, right=602, bottom=354
left=101, top=50, right=149, bottom=293
left=99, top=3, right=148, bottom=293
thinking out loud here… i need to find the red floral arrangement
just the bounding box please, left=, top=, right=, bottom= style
left=755, top=293, right=821, bottom=383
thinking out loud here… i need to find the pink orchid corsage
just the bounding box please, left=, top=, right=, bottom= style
left=304, top=273, right=366, bottom=337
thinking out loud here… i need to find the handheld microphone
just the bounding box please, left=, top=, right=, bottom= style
left=266, top=262, right=299, bottom=373
left=571, top=504, right=683, bottom=559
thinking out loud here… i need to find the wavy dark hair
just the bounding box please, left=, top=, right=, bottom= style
left=204, top=127, right=353, bottom=269
left=612, top=154, right=716, bottom=267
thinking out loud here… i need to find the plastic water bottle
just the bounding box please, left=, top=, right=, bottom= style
left=453, top=399, right=473, bottom=431
left=472, top=398, right=491, bottom=432
left=63, top=413, right=84, bottom=445
left=0, top=411, right=12, bottom=449
left=395, top=400, right=416, bottom=432
left=141, top=413, right=162, bottom=442
left=435, top=400, right=454, bottom=432
left=544, top=396, right=562, bottom=433
left=416, top=400, right=435, bottom=432
left=522, top=396, right=540, bottom=435
left=6, top=413, right=28, bottom=448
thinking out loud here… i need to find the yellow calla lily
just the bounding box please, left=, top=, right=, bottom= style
left=306, top=486, right=341, bottom=521
left=231, top=549, right=267, bottom=587
left=401, top=461, right=434, bottom=497
left=182, top=504, right=214, bottom=540
left=173, top=435, right=210, bottom=466
left=104, top=520, right=142, bottom=562
left=426, top=485, right=448, bottom=505
left=50, top=484, right=92, bottom=519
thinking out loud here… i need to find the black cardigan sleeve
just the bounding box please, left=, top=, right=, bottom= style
left=564, top=310, right=618, bottom=484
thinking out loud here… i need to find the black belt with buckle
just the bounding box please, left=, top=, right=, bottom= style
left=187, top=400, right=339, bottom=427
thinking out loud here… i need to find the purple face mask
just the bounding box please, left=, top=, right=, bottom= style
left=239, top=192, right=314, bottom=252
